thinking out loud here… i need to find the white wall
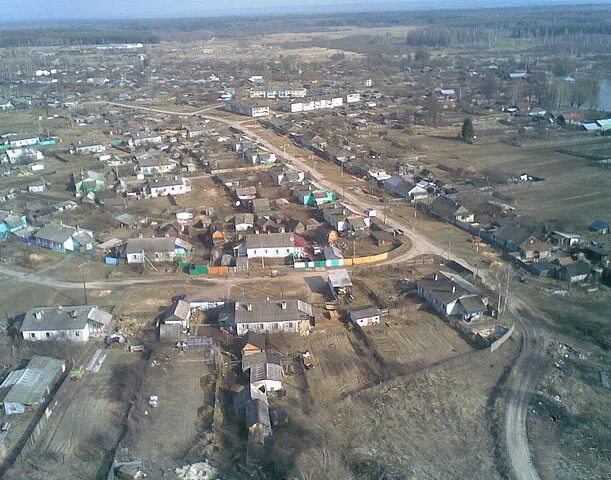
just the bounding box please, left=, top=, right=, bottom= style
left=246, top=247, right=295, bottom=258
left=23, top=325, right=90, bottom=342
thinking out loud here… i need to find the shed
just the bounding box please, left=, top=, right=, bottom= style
left=589, top=219, right=609, bottom=234
left=0, top=356, right=65, bottom=414
left=348, top=305, right=381, bottom=327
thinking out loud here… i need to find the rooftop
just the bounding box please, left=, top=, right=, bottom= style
left=21, top=306, right=112, bottom=332
left=234, top=298, right=313, bottom=325
left=0, top=356, right=65, bottom=407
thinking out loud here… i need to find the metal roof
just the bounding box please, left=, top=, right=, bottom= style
left=348, top=305, right=381, bottom=321
left=328, top=269, right=352, bottom=288
left=126, top=237, right=176, bottom=254
left=245, top=232, right=294, bottom=249
left=34, top=224, right=82, bottom=244
left=250, top=362, right=283, bottom=384
left=22, top=306, right=112, bottom=332
left=234, top=299, right=312, bottom=325
left=0, top=356, right=65, bottom=406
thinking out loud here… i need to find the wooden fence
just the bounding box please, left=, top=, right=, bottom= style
left=490, top=324, right=516, bottom=353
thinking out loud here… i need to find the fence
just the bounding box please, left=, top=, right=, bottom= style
left=294, top=251, right=390, bottom=269
left=490, top=324, right=516, bottom=353
left=0, top=372, right=68, bottom=477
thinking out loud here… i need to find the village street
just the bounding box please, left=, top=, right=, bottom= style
left=21, top=101, right=544, bottom=480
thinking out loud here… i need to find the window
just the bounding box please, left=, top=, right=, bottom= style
left=30, top=333, right=35, bottom=338
left=45, top=332, right=50, bottom=338
left=75, top=331, right=80, bottom=337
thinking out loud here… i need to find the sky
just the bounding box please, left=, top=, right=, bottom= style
left=0, top=0, right=604, bottom=22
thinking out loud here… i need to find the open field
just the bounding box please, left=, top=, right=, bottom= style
left=269, top=331, right=519, bottom=479
left=409, top=135, right=611, bottom=231
left=305, top=332, right=372, bottom=398
left=365, top=311, right=475, bottom=373
left=124, top=347, right=217, bottom=477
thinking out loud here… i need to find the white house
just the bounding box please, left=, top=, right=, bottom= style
left=232, top=298, right=314, bottom=335
left=130, top=133, right=163, bottom=147
left=136, top=155, right=177, bottom=176
left=417, top=272, right=487, bottom=321
left=245, top=232, right=304, bottom=258
left=250, top=362, right=283, bottom=392
left=235, top=213, right=255, bottom=232
left=125, top=236, right=191, bottom=264
left=21, top=306, right=112, bottom=342
left=8, top=134, right=39, bottom=148
left=146, top=177, right=191, bottom=197
left=348, top=305, right=381, bottom=327
left=70, top=143, right=106, bottom=155
left=225, top=101, right=269, bottom=117
left=407, top=184, right=428, bottom=202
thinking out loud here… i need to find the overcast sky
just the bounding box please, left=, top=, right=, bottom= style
left=1, top=0, right=602, bottom=22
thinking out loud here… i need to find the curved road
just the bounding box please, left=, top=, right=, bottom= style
left=72, top=101, right=542, bottom=480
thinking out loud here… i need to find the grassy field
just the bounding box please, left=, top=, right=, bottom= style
left=410, top=134, right=611, bottom=231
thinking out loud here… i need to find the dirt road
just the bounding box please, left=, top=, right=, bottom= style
left=83, top=101, right=542, bottom=480
left=505, top=310, right=547, bottom=480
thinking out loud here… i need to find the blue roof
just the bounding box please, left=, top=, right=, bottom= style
left=590, top=219, right=609, bottom=230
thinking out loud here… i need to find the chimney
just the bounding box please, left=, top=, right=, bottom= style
left=281, top=302, right=287, bottom=310
left=247, top=303, right=252, bottom=311
left=452, top=285, right=456, bottom=293
left=434, top=273, right=438, bottom=281
left=35, top=311, right=43, bottom=320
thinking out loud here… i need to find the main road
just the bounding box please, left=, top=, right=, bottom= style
left=66, top=101, right=544, bottom=480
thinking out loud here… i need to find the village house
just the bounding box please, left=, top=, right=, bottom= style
left=518, top=236, right=554, bottom=261
left=1, top=147, right=43, bottom=165
left=26, top=224, right=94, bottom=252
left=136, top=155, right=177, bottom=176
left=225, top=101, right=269, bottom=118
left=70, top=142, right=106, bottom=155
left=293, top=186, right=335, bottom=206
left=549, top=231, right=581, bottom=248
left=417, top=271, right=488, bottom=321
left=129, top=132, right=163, bottom=147
left=348, top=305, right=381, bottom=327
left=75, top=170, right=109, bottom=195
left=235, top=212, right=255, bottom=232
left=28, top=180, right=46, bottom=193
left=21, top=305, right=112, bottom=342
left=146, top=177, right=191, bottom=197
left=245, top=232, right=305, bottom=259
left=231, top=298, right=314, bottom=335
left=0, top=356, right=65, bottom=414
left=370, top=229, right=394, bottom=246
left=125, top=236, right=191, bottom=264
left=7, top=134, right=40, bottom=149
left=558, top=261, right=590, bottom=283
left=490, top=224, right=531, bottom=252
left=430, top=196, right=475, bottom=223
left=0, top=211, right=28, bottom=241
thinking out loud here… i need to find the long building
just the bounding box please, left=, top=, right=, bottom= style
left=0, top=356, right=66, bottom=414
left=231, top=298, right=314, bottom=335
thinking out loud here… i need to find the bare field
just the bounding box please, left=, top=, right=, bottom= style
left=124, top=348, right=217, bottom=476
left=365, top=312, right=475, bottom=372
left=305, top=332, right=371, bottom=398
left=413, top=135, right=611, bottom=230
left=272, top=332, right=519, bottom=479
